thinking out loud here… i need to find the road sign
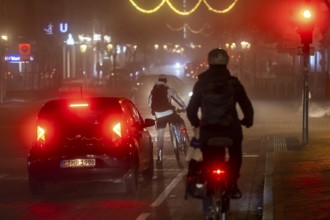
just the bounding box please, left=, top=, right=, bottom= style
left=18, top=43, right=31, bottom=61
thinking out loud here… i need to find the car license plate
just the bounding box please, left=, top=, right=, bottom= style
left=60, top=159, right=96, bottom=168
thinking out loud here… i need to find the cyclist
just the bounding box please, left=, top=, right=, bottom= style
left=186, top=48, right=254, bottom=219
left=148, top=74, right=187, bottom=162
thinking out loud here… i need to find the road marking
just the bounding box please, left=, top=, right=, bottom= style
left=150, top=170, right=185, bottom=207
left=243, top=154, right=259, bottom=158
left=154, top=168, right=186, bottom=172
left=136, top=213, right=150, bottom=220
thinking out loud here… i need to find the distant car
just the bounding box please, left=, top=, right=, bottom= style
left=184, top=61, right=208, bottom=79
left=27, top=97, right=155, bottom=195
left=132, top=74, right=193, bottom=106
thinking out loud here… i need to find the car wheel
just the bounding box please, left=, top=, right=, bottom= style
left=123, top=165, right=138, bottom=194
left=142, top=144, right=154, bottom=181
left=29, top=176, right=44, bottom=196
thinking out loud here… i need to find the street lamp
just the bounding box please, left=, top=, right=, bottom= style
left=80, top=44, right=87, bottom=80
left=0, top=35, right=8, bottom=104
left=107, top=43, right=114, bottom=71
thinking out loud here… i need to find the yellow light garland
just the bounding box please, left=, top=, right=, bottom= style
left=166, top=0, right=203, bottom=15
left=203, top=0, right=238, bottom=13
left=129, top=0, right=166, bottom=14
left=129, top=0, right=239, bottom=15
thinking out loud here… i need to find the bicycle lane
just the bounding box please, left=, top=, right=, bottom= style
left=135, top=137, right=265, bottom=220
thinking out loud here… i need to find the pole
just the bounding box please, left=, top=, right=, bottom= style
left=302, top=44, right=310, bottom=144
left=0, top=43, right=3, bottom=104
left=0, top=65, right=2, bottom=104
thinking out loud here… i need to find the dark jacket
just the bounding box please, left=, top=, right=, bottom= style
left=186, top=65, right=254, bottom=144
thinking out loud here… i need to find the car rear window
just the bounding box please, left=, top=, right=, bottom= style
left=38, top=98, right=122, bottom=125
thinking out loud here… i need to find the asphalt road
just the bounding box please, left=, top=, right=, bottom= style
left=1, top=97, right=329, bottom=219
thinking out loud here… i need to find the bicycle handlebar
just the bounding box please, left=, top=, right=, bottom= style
left=176, top=108, right=186, bottom=113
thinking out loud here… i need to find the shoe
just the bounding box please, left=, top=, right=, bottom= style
left=230, top=186, right=242, bottom=199
left=156, top=150, right=163, bottom=162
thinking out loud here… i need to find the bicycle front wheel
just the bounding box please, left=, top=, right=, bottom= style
left=181, top=132, right=190, bottom=155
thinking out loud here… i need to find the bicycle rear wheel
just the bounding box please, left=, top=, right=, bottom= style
left=169, top=124, right=180, bottom=161
left=211, top=192, right=230, bottom=220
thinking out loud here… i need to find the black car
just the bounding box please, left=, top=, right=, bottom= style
left=27, top=97, right=155, bottom=195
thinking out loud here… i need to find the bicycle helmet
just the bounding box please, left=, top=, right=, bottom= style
left=207, top=48, right=229, bottom=65
left=158, top=74, right=167, bottom=83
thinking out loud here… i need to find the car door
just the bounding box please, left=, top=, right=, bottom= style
left=123, top=101, right=151, bottom=169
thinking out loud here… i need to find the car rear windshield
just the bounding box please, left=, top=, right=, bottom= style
left=38, top=98, right=122, bottom=125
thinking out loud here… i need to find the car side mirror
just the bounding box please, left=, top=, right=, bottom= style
left=144, top=118, right=155, bottom=127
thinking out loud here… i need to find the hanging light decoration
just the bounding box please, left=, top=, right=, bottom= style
left=129, top=0, right=239, bottom=15
left=166, top=23, right=213, bottom=36
left=203, top=0, right=239, bottom=13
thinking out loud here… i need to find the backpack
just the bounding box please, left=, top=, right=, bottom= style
left=201, top=78, right=237, bottom=127
left=150, top=84, right=172, bottom=112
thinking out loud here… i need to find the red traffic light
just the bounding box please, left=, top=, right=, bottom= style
left=301, top=8, right=312, bottom=20
left=296, top=6, right=315, bottom=45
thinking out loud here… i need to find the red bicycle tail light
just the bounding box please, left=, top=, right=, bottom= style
left=212, top=169, right=225, bottom=175
left=179, top=125, right=187, bottom=134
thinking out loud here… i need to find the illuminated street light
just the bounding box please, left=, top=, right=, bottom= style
left=80, top=44, right=88, bottom=77
left=1, top=35, right=8, bottom=41
left=80, top=44, right=87, bottom=53
left=107, top=44, right=113, bottom=53
left=240, top=41, right=251, bottom=50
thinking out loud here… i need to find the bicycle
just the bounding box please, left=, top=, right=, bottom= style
left=204, top=137, right=233, bottom=220
left=169, top=108, right=190, bottom=162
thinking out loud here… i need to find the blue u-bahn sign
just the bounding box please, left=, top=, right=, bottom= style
left=43, top=22, right=69, bottom=35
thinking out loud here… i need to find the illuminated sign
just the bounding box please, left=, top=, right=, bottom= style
left=43, top=22, right=69, bottom=35
left=60, top=23, right=68, bottom=33
left=5, top=54, right=34, bottom=63
left=44, top=23, right=54, bottom=35
left=18, top=43, right=31, bottom=61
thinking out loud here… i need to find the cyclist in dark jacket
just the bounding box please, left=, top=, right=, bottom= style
left=186, top=48, right=254, bottom=219
left=148, top=74, right=186, bottom=162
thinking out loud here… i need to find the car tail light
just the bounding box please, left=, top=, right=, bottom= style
left=112, top=122, right=121, bottom=137
left=69, top=102, right=89, bottom=108
left=37, top=125, right=46, bottom=144
left=103, top=116, right=125, bottom=145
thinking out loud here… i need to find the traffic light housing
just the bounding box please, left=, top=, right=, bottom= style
left=296, top=7, right=314, bottom=45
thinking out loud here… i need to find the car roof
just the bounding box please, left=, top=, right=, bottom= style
left=38, top=97, right=130, bottom=117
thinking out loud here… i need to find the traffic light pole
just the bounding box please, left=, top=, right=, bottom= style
left=302, top=44, right=310, bottom=144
